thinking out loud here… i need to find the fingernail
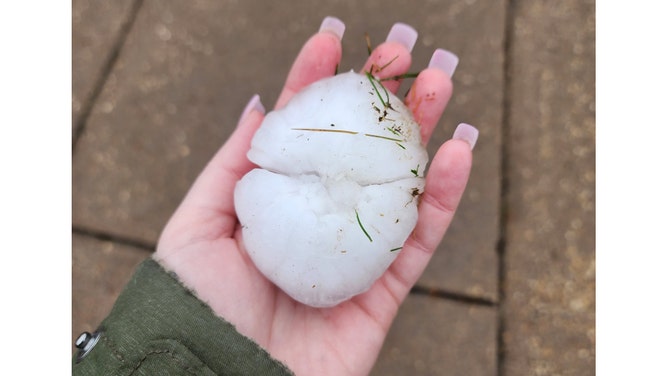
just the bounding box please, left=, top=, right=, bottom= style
left=386, top=22, right=418, bottom=52
left=453, top=123, right=478, bottom=150
left=239, top=94, right=265, bottom=123
left=429, top=48, right=459, bottom=77
left=319, top=16, right=345, bottom=40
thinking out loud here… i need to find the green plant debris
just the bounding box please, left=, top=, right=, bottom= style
left=385, top=127, right=401, bottom=137
left=377, top=107, right=394, bottom=123
left=396, top=142, right=406, bottom=149
left=411, top=164, right=420, bottom=177
left=291, top=128, right=404, bottom=144
left=355, top=210, right=373, bottom=242
left=365, top=71, right=391, bottom=110
left=389, top=247, right=402, bottom=252
left=381, top=72, right=419, bottom=82
left=377, top=55, right=399, bottom=73
left=292, top=128, right=358, bottom=135
left=365, top=133, right=403, bottom=142
left=365, top=33, right=373, bottom=55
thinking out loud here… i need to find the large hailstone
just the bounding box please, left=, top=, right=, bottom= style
left=234, top=71, right=429, bottom=307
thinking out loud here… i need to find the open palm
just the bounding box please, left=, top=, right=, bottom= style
left=155, top=19, right=474, bottom=376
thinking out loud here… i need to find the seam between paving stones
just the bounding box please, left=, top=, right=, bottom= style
left=497, top=0, right=516, bottom=375
left=72, top=0, right=145, bottom=151
left=410, top=285, right=496, bottom=307
left=73, top=225, right=155, bottom=253
left=72, top=225, right=500, bottom=307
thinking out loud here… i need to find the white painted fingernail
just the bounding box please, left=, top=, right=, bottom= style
left=239, top=94, right=265, bottom=124
left=429, top=48, right=459, bottom=77
left=386, top=22, right=418, bottom=52
left=319, top=16, right=345, bottom=40
left=453, top=123, right=478, bottom=150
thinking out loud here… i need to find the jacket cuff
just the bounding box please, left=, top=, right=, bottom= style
left=73, top=258, right=294, bottom=375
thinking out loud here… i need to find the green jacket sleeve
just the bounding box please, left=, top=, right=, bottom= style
left=73, top=258, right=294, bottom=376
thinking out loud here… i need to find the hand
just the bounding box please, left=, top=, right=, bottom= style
left=154, top=18, right=475, bottom=376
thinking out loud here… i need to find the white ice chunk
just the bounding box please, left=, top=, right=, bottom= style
left=234, top=71, right=429, bottom=307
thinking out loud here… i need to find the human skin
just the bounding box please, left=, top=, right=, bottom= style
left=154, top=18, right=475, bottom=376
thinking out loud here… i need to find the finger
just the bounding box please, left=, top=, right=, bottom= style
left=361, top=23, right=417, bottom=94
left=274, top=17, right=345, bottom=109
left=405, top=49, right=458, bottom=144
left=161, top=95, right=266, bottom=242
left=385, top=125, right=478, bottom=299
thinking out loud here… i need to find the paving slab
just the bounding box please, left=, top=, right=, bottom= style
left=72, top=0, right=136, bottom=131
left=413, top=0, right=504, bottom=302
left=502, top=0, right=595, bottom=374
left=72, top=234, right=151, bottom=350
left=371, top=294, right=496, bottom=376
left=73, top=0, right=504, bottom=299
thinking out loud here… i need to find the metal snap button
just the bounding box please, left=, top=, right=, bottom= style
left=75, top=331, right=101, bottom=362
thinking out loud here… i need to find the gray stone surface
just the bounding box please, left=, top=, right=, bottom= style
left=72, top=234, right=151, bottom=349
left=72, top=0, right=503, bottom=298
left=502, top=1, right=595, bottom=375
left=371, top=294, right=496, bottom=376
left=72, top=0, right=136, bottom=130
